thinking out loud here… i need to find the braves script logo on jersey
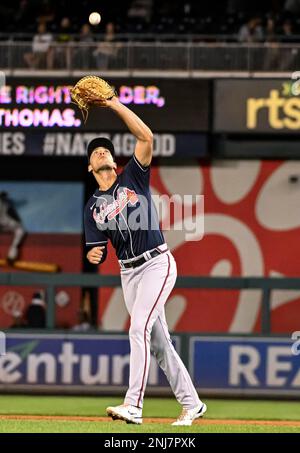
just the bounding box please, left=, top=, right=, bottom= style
left=93, top=188, right=139, bottom=224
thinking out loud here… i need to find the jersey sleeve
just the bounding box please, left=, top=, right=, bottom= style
left=123, top=153, right=150, bottom=188
left=84, top=205, right=108, bottom=247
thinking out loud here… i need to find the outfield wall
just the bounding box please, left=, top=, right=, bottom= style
left=0, top=333, right=299, bottom=398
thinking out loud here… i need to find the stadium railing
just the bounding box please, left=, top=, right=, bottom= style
left=0, top=41, right=300, bottom=72
left=1, top=272, right=300, bottom=333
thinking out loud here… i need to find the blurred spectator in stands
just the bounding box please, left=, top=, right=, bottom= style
left=72, top=310, right=92, bottom=332
left=57, top=16, right=72, bottom=43
left=79, top=23, right=94, bottom=43
left=24, top=22, right=53, bottom=69
left=263, top=16, right=280, bottom=71
left=265, top=16, right=277, bottom=43
left=238, top=16, right=264, bottom=42
left=0, top=191, right=26, bottom=263
left=54, top=16, right=73, bottom=68
left=279, top=19, right=298, bottom=70
left=10, top=310, right=26, bottom=328
left=280, top=19, right=296, bottom=43
left=25, top=291, right=46, bottom=328
left=93, top=22, right=121, bottom=69
left=74, top=24, right=95, bottom=69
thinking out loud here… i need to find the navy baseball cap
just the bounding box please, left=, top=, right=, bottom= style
left=87, top=137, right=115, bottom=162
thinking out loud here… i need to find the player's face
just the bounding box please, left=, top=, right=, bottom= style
left=88, top=147, right=116, bottom=172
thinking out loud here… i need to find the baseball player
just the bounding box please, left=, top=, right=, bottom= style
left=84, top=96, right=207, bottom=426
left=0, top=191, right=26, bottom=263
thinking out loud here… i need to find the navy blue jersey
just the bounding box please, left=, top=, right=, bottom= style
left=84, top=154, right=165, bottom=261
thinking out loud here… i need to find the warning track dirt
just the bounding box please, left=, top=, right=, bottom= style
left=0, top=415, right=300, bottom=427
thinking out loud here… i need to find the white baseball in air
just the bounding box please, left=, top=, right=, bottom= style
left=89, top=12, right=101, bottom=25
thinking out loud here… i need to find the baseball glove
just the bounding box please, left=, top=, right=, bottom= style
left=70, top=76, right=116, bottom=122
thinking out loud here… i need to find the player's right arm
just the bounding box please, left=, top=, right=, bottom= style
left=99, top=97, right=153, bottom=167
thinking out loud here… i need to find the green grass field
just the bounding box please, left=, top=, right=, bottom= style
left=0, top=395, right=300, bottom=433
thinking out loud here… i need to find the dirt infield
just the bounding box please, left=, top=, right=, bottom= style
left=1, top=415, right=300, bottom=427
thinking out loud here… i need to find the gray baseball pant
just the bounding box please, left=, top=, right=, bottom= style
left=120, top=249, right=201, bottom=409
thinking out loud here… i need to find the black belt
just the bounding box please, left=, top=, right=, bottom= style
left=121, top=248, right=168, bottom=269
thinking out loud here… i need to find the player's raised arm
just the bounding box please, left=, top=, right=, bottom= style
left=107, top=97, right=153, bottom=167
left=71, top=77, right=153, bottom=166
